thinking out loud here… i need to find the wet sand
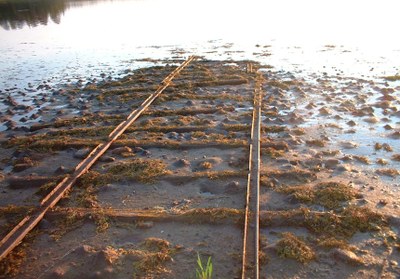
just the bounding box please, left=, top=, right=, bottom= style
left=0, top=57, right=399, bottom=278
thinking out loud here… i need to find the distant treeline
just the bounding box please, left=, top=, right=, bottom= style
left=0, top=0, right=103, bottom=30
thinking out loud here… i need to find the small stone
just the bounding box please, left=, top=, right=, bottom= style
left=224, top=181, right=241, bottom=194
left=363, top=116, right=379, bottom=124
left=383, top=124, right=393, bottom=130
left=319, top=107, right=331, bottom=115
left=387, top=215, right=400, bottom=227
left=5, top=96, right=18, bottom=106
left=382, top=143, right=393, bottom=152
left=94, top=248, right=119, bottom=267
left=133, top=147, right=144, bottom=153
left=281, top=164, right=296, bottom=170
left=346, top=120, right=357, bottom=126
left=54, top=166, right=67, bottom=174
left=30, top=113, right=39, bottom=120
left=390, top=131, right=400, bottom=139
left=344, top=129, right=356, bottom=134
left=341, top=141, right=359, bottom=149
left=333, top=248, right=364, bottom=265
left=378, top=199, right=388, bottom=206
left=174, top=244, right=184, bottom=251
left=100, top=156, right=116, bottom=162
left=14, top=126, right=30, bottom=132
left=166, top=132, right=179, bottom=139
left=376, top=158, right=388, bottom=165
left=74, top=148, right=90, bottom=159
left=141, top=150, right=151, bottom=156
left=336, top=164, right=352, bottom=172
left=5, top=109, right=14, bottom=116
left=288, top=194, right=301, bottom=204
left=174, top=159, right=190, bottom=167
left=111, top=146, right=132, bottom=155
left=306, top=102, right=316, bottom=109
left=38, top=219, right=52, bottom=230
left=303, top=158, right=322, bottom=168
left=6, top=120, right=16, bottom=129
left=324, top=159, right=339, bottom=169
left=51, top=266, right=68, bottom=278
left=74, top=244, right=96, bottom=256
left=358, top=198, right=370, bottom=205
left=276, top=158, right=290, bottom=164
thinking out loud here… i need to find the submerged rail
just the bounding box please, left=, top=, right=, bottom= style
left=0, top=56, right=196, bottom=261
left=242, top=72, right=263, bottom=279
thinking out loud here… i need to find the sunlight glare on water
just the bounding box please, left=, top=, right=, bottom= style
left=43, top=0, right=400, bottom=47
left=0, top=0, right=399, bottom=89
left=2, top=0, right=399, bottom=46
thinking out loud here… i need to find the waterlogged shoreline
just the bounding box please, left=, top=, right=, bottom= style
left=1, top=43, right=399, bottom=132
left=0, top=57, right=399, bottom=278
left=0, top=0, right=399, bottom=277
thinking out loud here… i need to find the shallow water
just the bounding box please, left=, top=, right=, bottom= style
left=1, top=0, right=400, bottom=91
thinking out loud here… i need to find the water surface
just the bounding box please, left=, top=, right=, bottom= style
left=0, top=0, right=399, bottom=90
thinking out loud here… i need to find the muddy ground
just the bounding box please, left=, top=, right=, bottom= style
left=0, top=58, right=399, bottom=278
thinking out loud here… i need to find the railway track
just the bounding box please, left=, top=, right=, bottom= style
left=0, top=58, right=270, bottom=278
left=242, top=73, right=263, bottom=279
left=1, top=57, right=395, bottom=279
left=0, top=48, right=400, bottom=279
left=0, top=56, right=197, bottom=262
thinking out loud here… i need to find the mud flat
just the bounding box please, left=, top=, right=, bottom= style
left=0, top=58, right=399, bottom=278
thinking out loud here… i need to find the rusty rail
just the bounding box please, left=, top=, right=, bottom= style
left=0, top=56, right=196, bottom=261
left=242, top=72, right=263, bottom=279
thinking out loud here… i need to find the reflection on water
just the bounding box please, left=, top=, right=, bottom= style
left=0, top=0, right=399, bottom=93
left=0, top=0, right=104, bottom=30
